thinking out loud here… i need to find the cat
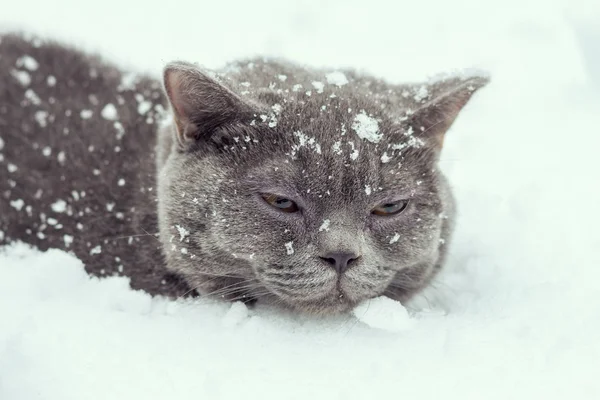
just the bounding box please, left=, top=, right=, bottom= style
left=0, top=33, right=488, bottom=314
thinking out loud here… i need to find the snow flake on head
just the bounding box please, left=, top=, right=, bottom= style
left=175, top=224, right=190, bottom=242
left=318, top=219, right=331, bottom=232
left=285, top=241, right=294, bottom=255
left=380, top=152, right=392, bottom=163
left=348, top=142, right=359, bottom=161
left=291, top=131, right=322, bottom=157
left=325, top=71, right=348, bottom=86
left=312, top=81, right=325, bottom=94
left=80, top=110, right=93, bottom=119
left=389, top=233, right=400, bottom=244
left=352, top=111, right=382, bottom=143
left=332, top=141, right=343, bottom=155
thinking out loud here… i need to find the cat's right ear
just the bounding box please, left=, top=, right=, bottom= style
left=163, top=62, right=253, bottom=147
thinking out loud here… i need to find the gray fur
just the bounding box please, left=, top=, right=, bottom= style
left=0, top=33, right=488, bottom=314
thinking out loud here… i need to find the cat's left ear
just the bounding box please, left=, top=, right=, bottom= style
left=407, top=75, right=489, bottom=148
left=163, top=61, right=255, bottom=147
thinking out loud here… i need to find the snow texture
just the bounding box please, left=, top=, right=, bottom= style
left=352, top=110, right=382, bottom=143
left=352, top=296, right=413, bottom=332
left=2, top=0, right=600, bottom=399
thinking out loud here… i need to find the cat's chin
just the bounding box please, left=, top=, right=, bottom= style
left=267, top=287, right=364, bottom=315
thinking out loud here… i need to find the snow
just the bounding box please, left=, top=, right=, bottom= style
left=10, top=69, right=31, bottom=86
left=325, top=71, right=348, bottom=86
left=50, top=199, right=67, bottom=213
left=2, top=0, right=600, bottom=399
left=80, top=109, right=93, bottom=119
left=175, top=224, right=190, bottom=241
left=137, top=99, right=152, bottom=115
left=16, top=55, right=39, bottom=71
left=46, top=74, right=56, bottom=86
left=389, top=233, right=400, bottom=244
left=318, top=219, right=331, bottom=232
left=352, top=296, right=413, bottom=332
left=284, top=241, right=294, bottom=255
left=100, top=103, right=118, bottom=120
left=311, top=80, right=325, bottom=93
left=380, top=151, right=391, bottom=163
left=352, top=110, right=383, bottom=143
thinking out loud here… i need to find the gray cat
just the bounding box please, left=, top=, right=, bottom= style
left=0, top=33, right=488, bottom=314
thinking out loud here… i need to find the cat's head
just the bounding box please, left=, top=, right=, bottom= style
left=157, top=60, right=488, bottom=314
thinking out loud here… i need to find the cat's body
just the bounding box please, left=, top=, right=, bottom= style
left=0, top=34, right=187, bottom=296
left=0, top=33, right=488, bottom=314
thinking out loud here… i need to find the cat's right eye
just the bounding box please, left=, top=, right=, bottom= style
left=261, top=194, right=300, bottom=213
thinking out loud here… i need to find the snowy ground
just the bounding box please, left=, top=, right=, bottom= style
left=1, top=1, right=599, bottom=399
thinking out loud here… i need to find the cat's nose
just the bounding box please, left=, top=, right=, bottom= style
left=319, top=252, right=361, bottom=274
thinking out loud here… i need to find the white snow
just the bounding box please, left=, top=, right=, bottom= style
left=24, top=88, right=41, bottom=105
left=311, top=81, right=325, bottom=93
left=2, top=1, right=600, bottom=399
left=16, top=55, right=39, bottom=71
left=380, top=152, right=391, bottom=163
left=9, top=199, right=25, bottom=211
left=89, top=245, right=102, bottom=255
left=100, top=103, right=119, bottom=120
left=35, top=111, right=49, bottom=127
left=80, top=109, right=93, bottom=119
left=50, top=199, right=67, bottom=213
left=352, top=110, right=383, bottom=143
left=388, top=233, right=400, bottom=244
left=222, top=301, right=250, bottom=328
left=325, top=71, right=348, bottom=86
left=10, top=69, right=31, bottom=86
left=175, top=224, right=190, bottom=241
left=318, top=219, right=331, bottom=232
left=352, top=296, right=413, bottom=332
left=284, top=241, right=294, bottom=255
left=137, top=100, right=152, bottom=115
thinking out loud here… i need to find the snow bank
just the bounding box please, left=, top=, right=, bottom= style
left=1, top=0, right=600, bottom=399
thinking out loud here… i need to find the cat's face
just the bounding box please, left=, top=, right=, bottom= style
left=157, top=61, right=487, bottom=314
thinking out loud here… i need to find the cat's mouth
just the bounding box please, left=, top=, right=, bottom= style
left=258, top=269, right=365, bottom=314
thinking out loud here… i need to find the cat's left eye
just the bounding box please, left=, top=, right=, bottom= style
left=372, top=200, right=409, bottom=216
left=261, top=193, right=300, bottom=213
